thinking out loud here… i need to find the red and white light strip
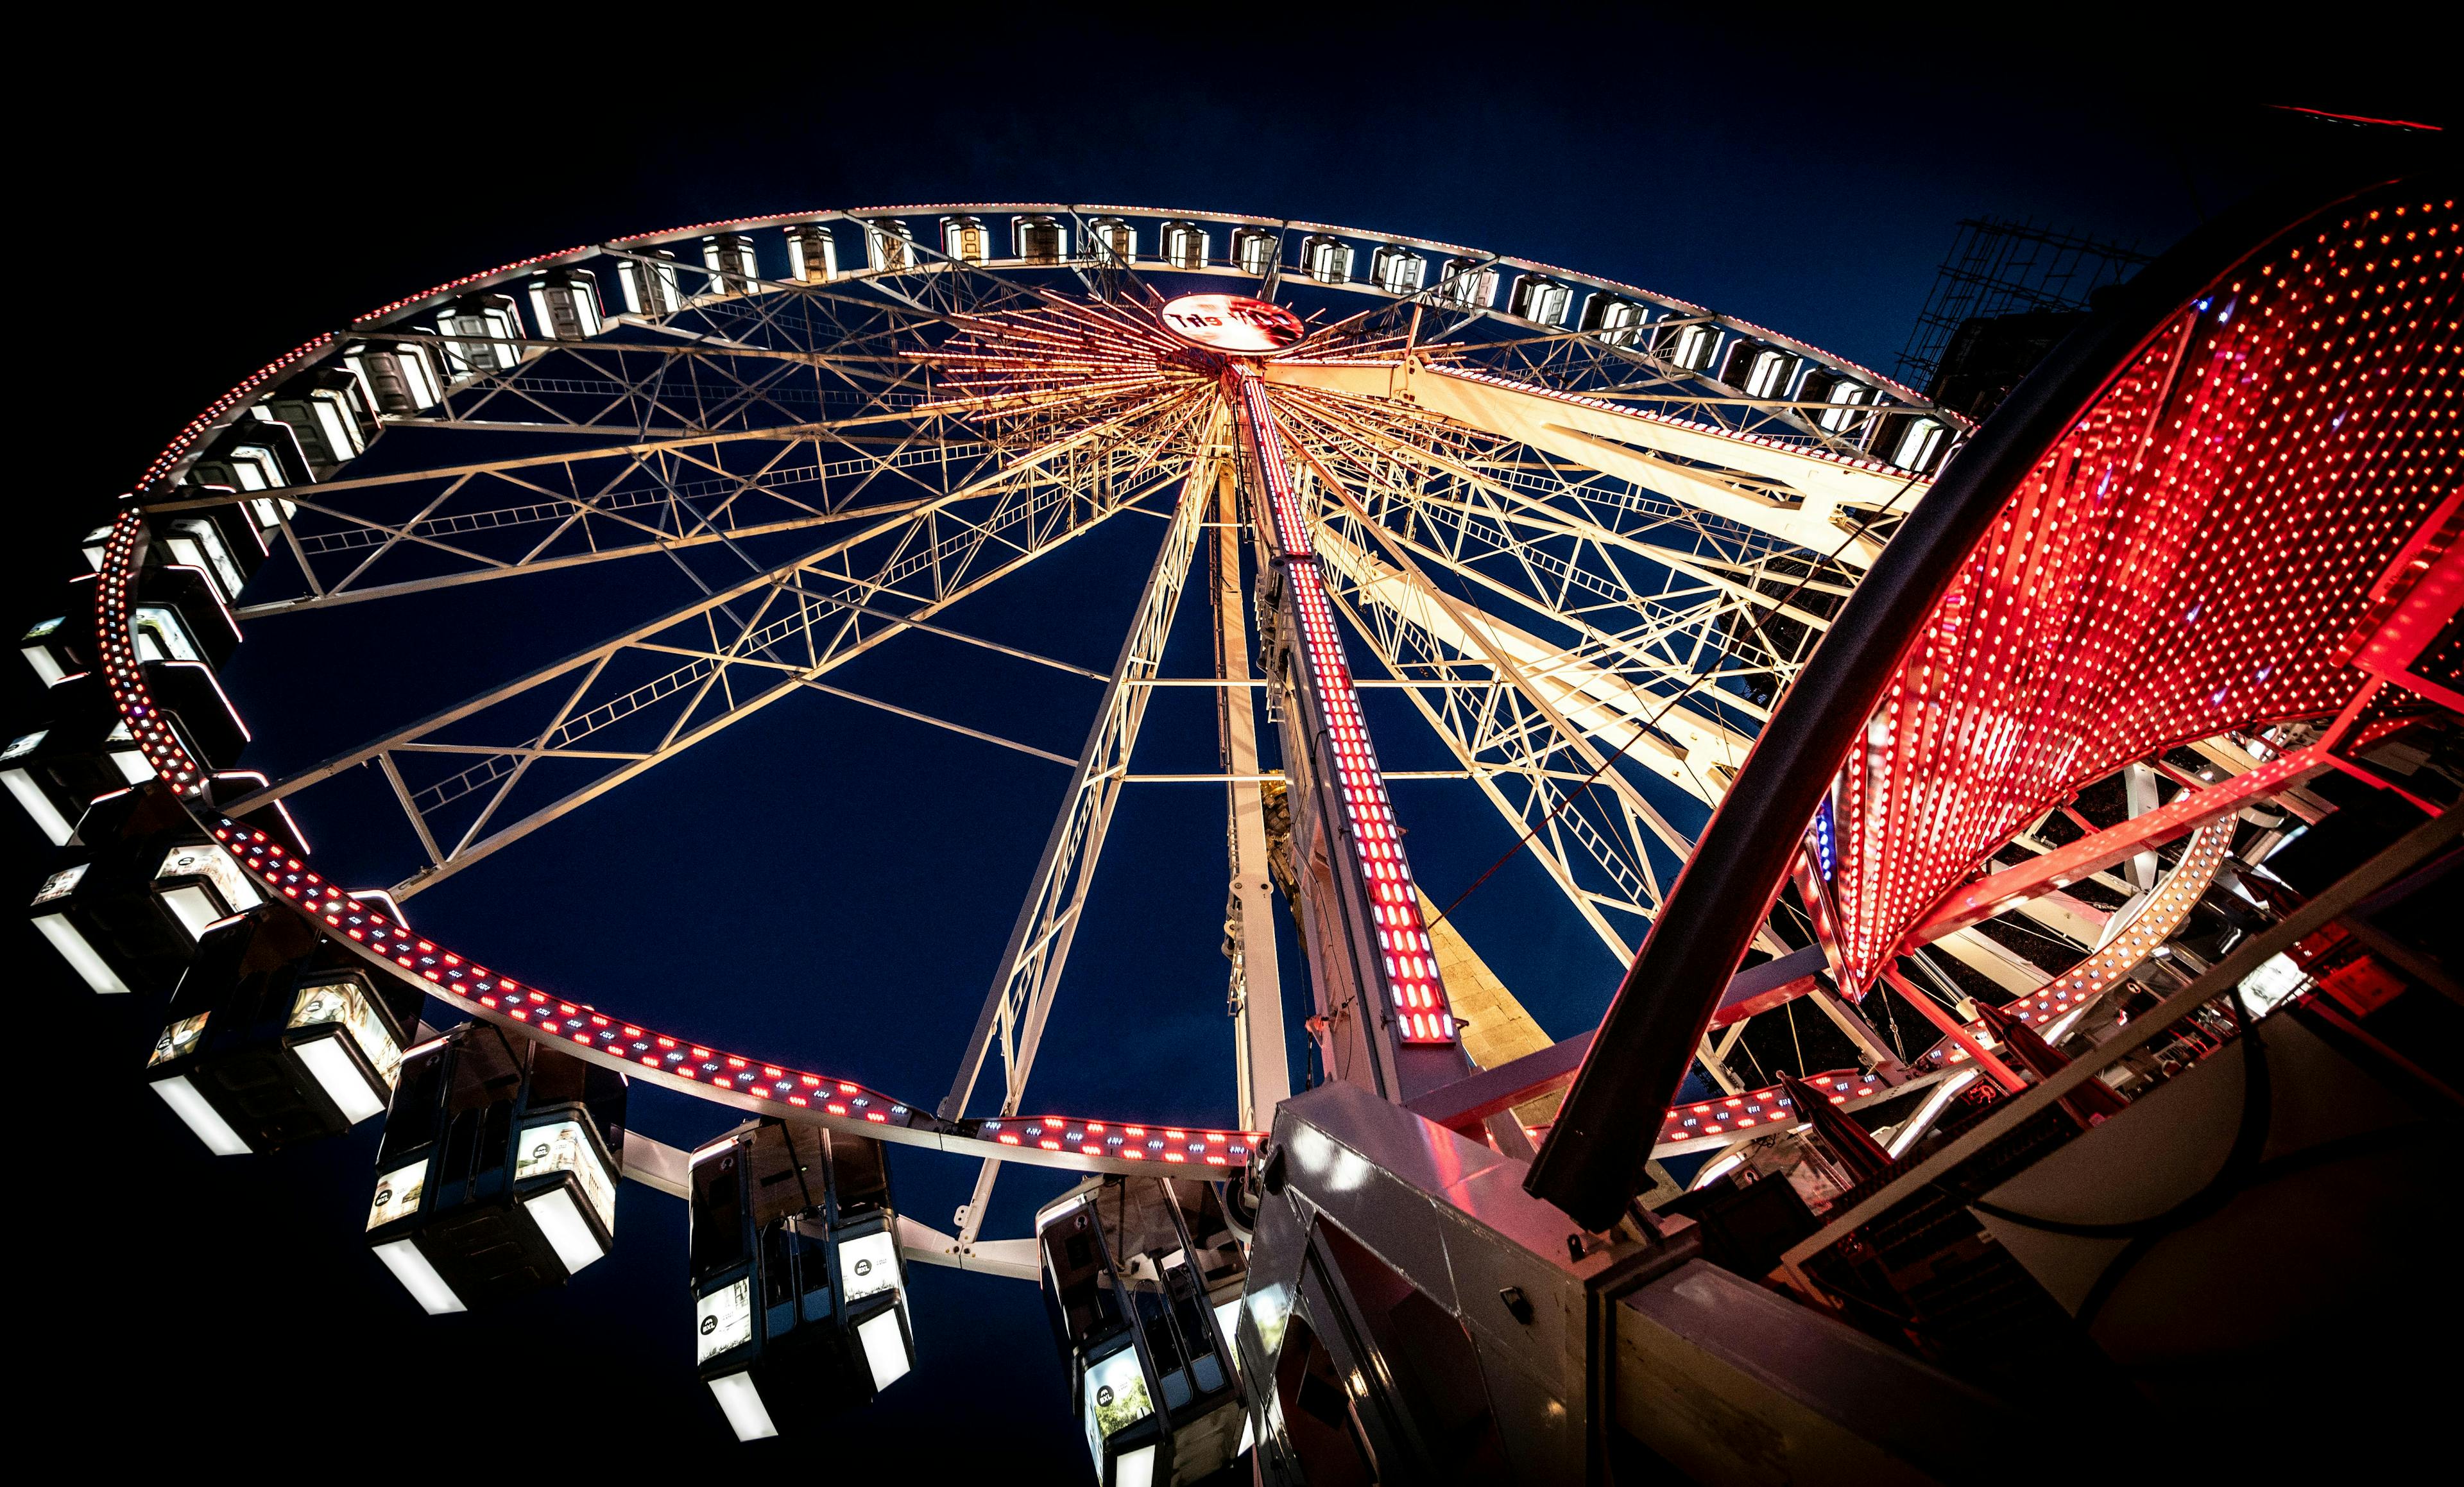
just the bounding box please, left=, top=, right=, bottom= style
left=92, top=515, right=207, bottom=793
left=1231, top=365, right=1455, bottom=1045
left=1915, top=816, right=2236, bottom=1072
left=1655, top=1068, right=1889, bottom=1150
left=208, top=812, right=1262, bottom=1162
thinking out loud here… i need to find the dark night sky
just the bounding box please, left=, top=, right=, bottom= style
left=7, top=13, right=2446, bottom=1473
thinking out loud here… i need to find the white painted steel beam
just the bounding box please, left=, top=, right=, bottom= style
left=1213, top=463, right=1290, bottom=1132
left=1265, top=359, right=1929, bottom=565
left=941, top=449, right=1215, bottom=1243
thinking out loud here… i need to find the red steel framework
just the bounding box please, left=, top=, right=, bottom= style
left=1530, top=164, right=2460, bottom=1228
left=1830, top=182, right=2461, bottom=993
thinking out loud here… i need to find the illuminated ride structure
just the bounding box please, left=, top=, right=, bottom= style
left=13, top=159, right=2460, bottom=1478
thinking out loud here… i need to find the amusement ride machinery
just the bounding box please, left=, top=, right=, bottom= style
left=12, top=158, right=2459, bottom=1480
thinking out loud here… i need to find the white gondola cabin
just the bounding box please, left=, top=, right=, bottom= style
left=1797, top=370, right=1875, bottom=436
left=1874, top=413, right=1951, bottom=472
left=1718, top=338, right=1801, bottom=400
left=1299, top=234, right=1352, bottom=284
left=3, top=676, right=153, bottom=845
left=941, top=215, right=990, bottom=264
left=1507, top=273, right=1571, bottom=326
left=263, top=368, right=378, bottom=474
left=1369, top=245, right=1426, bottom=295
left=27, top=782, right=265, bottom=995
left=690, top=1119, right=918, bottom=1440
left=366, top=1022, right=628, bottom=1313
left=1040, top=1176, right=1249, bottom=1486
left=20, top=609, right=86, bottom=688
left=1581, top=291, right=1648, bottom=347
left=343, top=339, right=447, bottom=417
left=1014, top=214, right=1068, bottom=266
left=785, top=223, right=839, bottom=283
left=1231, top=227, right=1278, bottom=277
left=864, top=218, right=920, bottom=273
left=703, top=233, right=762, bottom=295
left=148, top=504, right=264, bottom=608
left=527, top=268, right=606, bottom=340
left=144, top=906, right=423, bottom=1153
left=1159, top=221, right=1210, bottom=270
left=617, top=250, right=682, bottom=316
left=436, top=293, right=524, bottom=377
left=184, top=418, right=309, bottom=531
left=1653, top=320, right=1720, bottom=372
left=1439, top=256, right=1499, bottom=309
left=1086, top=217, right=1137, bottom=266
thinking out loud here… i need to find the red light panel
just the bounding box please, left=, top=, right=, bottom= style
left=1830, top=184, right=2461, bottom=995
left=1230, top=364, right=1458, bottom=1045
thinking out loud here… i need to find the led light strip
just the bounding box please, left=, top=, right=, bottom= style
left=1917, top=816, right=2236, bottom=1072
left=1230, top=365, right=1455, bottom=1045
left=1652, top=1067, right=1892, bottom=1151
left=90, top=515, right=207, bottom=793
left=1827, top=186, right=2460, bottom=995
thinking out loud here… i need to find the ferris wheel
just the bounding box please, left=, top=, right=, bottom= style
left=19, top=201, right=1981, bottom=1449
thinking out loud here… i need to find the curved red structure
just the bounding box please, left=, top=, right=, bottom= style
left=1532, top=159, right=2460, bottom=1227
left=1829, top=184, right=2459, bottom=991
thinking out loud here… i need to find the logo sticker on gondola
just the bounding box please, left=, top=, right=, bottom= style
left=1159, top=294, right=1305, bottom=354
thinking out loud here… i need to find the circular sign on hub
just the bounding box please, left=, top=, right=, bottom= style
left=1159, top=293, right=1305, bottom=355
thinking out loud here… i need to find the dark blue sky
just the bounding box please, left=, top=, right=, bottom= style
left=9, top=13, right=2445, bottom=1472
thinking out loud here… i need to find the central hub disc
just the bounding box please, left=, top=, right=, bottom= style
left=1158, top=293, right=1305, bottom=355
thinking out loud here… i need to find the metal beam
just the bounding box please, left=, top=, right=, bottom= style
left=1904, top=746, right=2334, bottom=949
left=1235, top=368, right=1472, bottom=1106
left=224, top=409, right=1201, bottom=901
left=1212, top=461, right=1289, bottom=1131
left=1266, top=360, right=1930, bottom=564
left=225, top=395, right=1194, bottom=814
left=1784, top=803, right=2463, bottom=1282
left=942, top=446, right=1215, bottom=1244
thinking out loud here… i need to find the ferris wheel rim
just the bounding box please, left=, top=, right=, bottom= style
left=79, top=200, right=1953, bottom=1185
left=125, top=200, right=1954, bottom=502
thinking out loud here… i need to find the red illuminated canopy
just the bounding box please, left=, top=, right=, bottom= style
left=1829, top=180, right=2460, bottom=992
left=1532, top=166, right=2460, bottom=1229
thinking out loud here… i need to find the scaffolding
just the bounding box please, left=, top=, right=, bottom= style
left=1895, top=218, right=2152, bottom=390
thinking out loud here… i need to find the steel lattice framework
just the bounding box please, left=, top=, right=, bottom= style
left=1829, top=206, right=2461, bottom=990
left=62, top=201, right=1998, bottom=1249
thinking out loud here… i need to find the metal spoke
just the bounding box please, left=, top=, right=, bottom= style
left=222, top=390, right=1206, bottom=893
left=941, top=427, right=1219, bottom=1244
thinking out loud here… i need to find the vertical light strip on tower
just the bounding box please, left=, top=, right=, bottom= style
left=1227, top=363, right=1457, bottom=1046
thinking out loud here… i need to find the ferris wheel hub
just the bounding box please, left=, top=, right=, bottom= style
left=1157, top=293, right=1303, bottom=355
